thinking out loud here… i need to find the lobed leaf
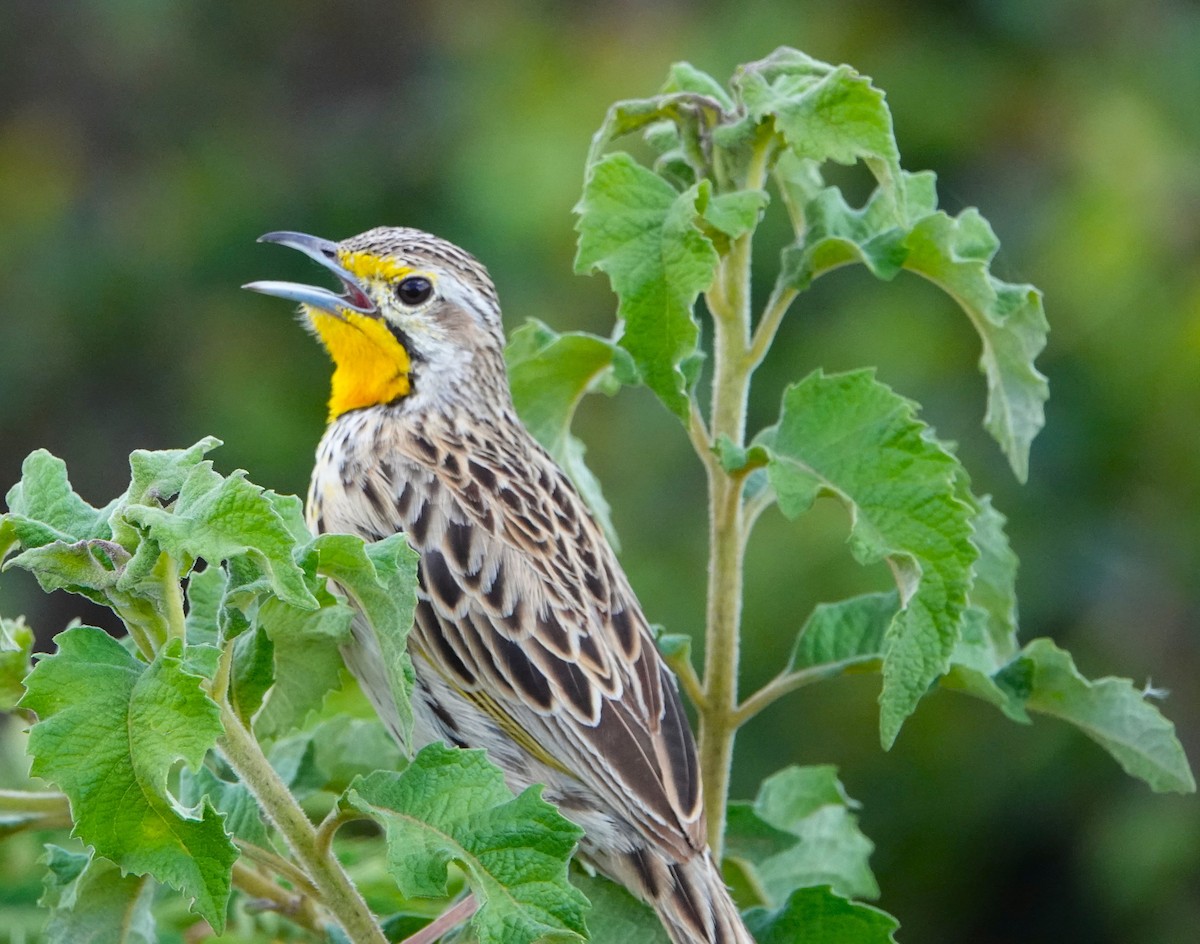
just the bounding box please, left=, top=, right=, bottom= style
left=40, top=845, right=157, bottom=944
left=122, top=460, right=316, bottom=609
left=997, top=639, right=1195, bottom=794
left=903, top=209, right=1048, bottom=481
left=744, top=885, right=899, bottom=944
left=346, top=742, right=588, bottom=944
left=757, top=369, right=977, bottom=747
left=574, top=152, right=718, bottom=419
left=302, top=532, right=419, bottom=748
left=725, top=766, right=877, bottom=905
left=20, top=627, right=235, bottom=930
left=0, top=615, right=34, bottom=709
left=725, top=48, right=901, bottom=199
left=506, top=319, right=637, bottom=547
left=252, top=593, right=352, bottom=739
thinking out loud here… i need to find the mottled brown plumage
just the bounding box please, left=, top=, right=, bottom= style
left=249, top=227, right=753, bottom=944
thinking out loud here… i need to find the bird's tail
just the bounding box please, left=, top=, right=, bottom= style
left=597, top=846, right=755, bottom=944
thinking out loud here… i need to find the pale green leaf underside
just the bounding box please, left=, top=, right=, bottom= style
left=41, top=845, right=157, bottom=944
left=725, top=765, right=878, bottom=905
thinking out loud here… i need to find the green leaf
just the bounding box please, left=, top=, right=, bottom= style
left=41, top=845, right=157, bottom=944
left=902, top=209, right=1049, bottom=481
left=184, top=563, right=224, bottom=648
left=178, top=765, right=270, bottom=848
left=998, top=639, right=1195, bottom=794
left=506, top=319, right=637, bottom=548
left=346, top=742, right=588, bottom=944
left=701, top=188, right=770, bottom=240
left=302, top=533, right=419, bottom=747
left=744, top=885, right=899, bottom=944
left=575, top=152, right=719, bottom=419
left=964, top=496, right=1020, bottom=658
left=122, top=460, right=316, bottom=610
left=727, top=48, right=901, bottom=199
left=1, top=450, right=115, bottom=558
left=253, top=594, right=352, bottom=739
left=757, top=369, right=977, bottom=747
left=570, top=872, right=670, bottom=944
left=20, top=627, right=236, bottom=930
left=0, top=615, right=34, bottom=710
left=779, top=171, right=938, bottom=291
left=788, top=592, right=897, bottom=673
left=230, top=625, right=275, bottom=726
left=725, top=766, right=877, bottom=905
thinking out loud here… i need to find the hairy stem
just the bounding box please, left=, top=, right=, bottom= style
left=231, top=860, right=324, bottom=934
left=155, top=552, right=187, bottom=645
left=732, top=658, right=876, bottom=727
left=217, top=704, right=387, bottom=944
left=0, top=788, right=70, bottom=814
left=695, top=138, right=770, bottom=855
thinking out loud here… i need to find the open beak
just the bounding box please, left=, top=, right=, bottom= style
left=242, top=231, right=377, bottom=315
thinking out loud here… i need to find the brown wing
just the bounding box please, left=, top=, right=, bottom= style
left=392, top=420, right=705, bottom=857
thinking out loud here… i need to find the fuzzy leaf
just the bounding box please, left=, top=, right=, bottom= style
left=788, top=592, right=898, bottom=674
left=20, top=627, right=235, bottom=930
left=40, top=845, right=157, bottom=944
left=902, top=209, right=1049, bottom=481
left=998, top=640, right=1195, bottom=793
left=575, top=152, right=718, bottom=419
left=0, top=615, right=34, bottom=709
left=122, top=461, right=316, bottom=610
left=302, top=533, right=419, bottom=747
left=744, top=886, right=899, bottom=944
left=725, top=766, right=877, bottom=905
left=506, top=319, right=636, bottom=547
left=727, top=48, right=901, bottom=198
left=757, top=369, right=976, bottom=747
left=570, top=872, right=670, bottom=944
left=346, top=743, right=587, bottom=944
left=253, top=594, right=352, bottom=739
left=178, top=766, right=270, bottom=848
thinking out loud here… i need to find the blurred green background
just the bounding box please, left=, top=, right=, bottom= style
left=1, top=0, right=1197, bottom=940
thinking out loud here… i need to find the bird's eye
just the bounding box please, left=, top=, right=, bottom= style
left=395, top=276, right=433, bottom=306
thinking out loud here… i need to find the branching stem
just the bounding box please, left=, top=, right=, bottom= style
left=695, top=135, right=772, bottom=856
left=217, top=703, right=387, bottom=944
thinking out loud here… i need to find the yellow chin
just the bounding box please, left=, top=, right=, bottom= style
left=308, top=308, right=411, bottom=421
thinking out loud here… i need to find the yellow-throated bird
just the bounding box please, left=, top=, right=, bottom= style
left=246, top=228, right=753, bottom=944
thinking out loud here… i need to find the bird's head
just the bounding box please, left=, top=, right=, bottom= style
left=245, top=227, right=507, bottom=422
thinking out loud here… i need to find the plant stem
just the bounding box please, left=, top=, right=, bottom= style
left=156, top=552, right=187, bottom=644
left=695, top=138, right=770, bottom=855
left=217, top=703, right=387, bottom=944
left=231, top=860, right=324, bottom=934
left=0, top=789, right=70, bottom=814
left=732, top=658, right=877, bottom=727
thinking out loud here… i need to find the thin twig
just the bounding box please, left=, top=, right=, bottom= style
left=235, top=839, right=321, bottom=899
left=732, top=658, right=877, bottom=727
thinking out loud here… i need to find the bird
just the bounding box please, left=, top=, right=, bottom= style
left=245, top=227, right=754, bottom=944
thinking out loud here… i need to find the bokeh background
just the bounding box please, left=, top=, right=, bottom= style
left=2, top=1, right=1197, bottom=941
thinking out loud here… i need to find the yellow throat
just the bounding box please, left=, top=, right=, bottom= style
left=307, top=307, right=411, bottom=422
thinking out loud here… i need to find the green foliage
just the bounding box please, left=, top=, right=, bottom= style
left=40, top=845, right=157, bottom=944
left=346, top=743, right=589, bottom=944
left=0, top=441, right=583, bottom=943
left=0, top=42, right=1193, bottom=944
left=725, top=766, right=877, bottom=906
